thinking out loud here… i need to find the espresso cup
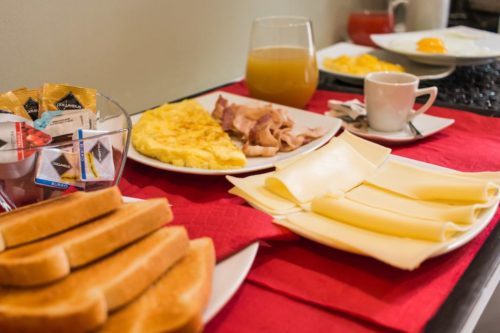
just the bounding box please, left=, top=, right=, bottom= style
left=364, top=72, right=437, bottom=132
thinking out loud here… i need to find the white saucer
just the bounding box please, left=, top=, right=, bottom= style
left=326, top=112, right=455, bottom=143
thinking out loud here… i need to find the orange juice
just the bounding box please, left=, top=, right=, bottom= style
left=246, top=46, right=318, bottom=108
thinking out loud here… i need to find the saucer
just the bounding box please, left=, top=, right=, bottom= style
left=326, top=112, right=455, bottom=143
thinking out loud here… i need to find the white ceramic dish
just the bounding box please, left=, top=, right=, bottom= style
left=317, top=42, right=455, bottom=85
left=128, top=91, right=342, bottom=175
left=391, top=155, right=499, bottom=257
left=326, top=111, right=455, bottom=143
left=371, top=26, right=500, bottom=66
left=123, top=196, right=259, bottom=323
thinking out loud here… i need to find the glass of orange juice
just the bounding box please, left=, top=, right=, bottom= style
left=245, top=16, right=318, bottom=109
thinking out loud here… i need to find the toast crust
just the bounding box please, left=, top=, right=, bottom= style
left=0, top=187, right=123, bottom=248
left=0, top=199, right=173, bottom=286
left=0, top=227, right=189, bottom=333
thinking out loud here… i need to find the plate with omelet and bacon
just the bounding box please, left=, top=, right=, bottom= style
left=371, top=26, right=500, bottom=66
left=127, top=92, right=342, bottom=175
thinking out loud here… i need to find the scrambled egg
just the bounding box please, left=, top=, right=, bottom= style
left=322, top=54, right=405, bottom=75
left=132, top=99, right=247, bottom=169
left=417, top=37, right=447, bottom=54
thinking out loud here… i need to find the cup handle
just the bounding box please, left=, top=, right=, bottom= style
left=389, top=0, right=409, bottom=31
left=408, top=86, right=438, bottom=121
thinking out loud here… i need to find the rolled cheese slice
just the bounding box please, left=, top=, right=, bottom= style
left=312, top=195, right=465, bottom=242
left=265, top=139, right=377, bottom=204
left=275, top=212, right=444, bottom=270
left=365, top=159, right=500, bottom=203
left=346, top=184, right=495, bottom=225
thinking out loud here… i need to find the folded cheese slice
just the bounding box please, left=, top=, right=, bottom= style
left=346, top=184, right=494, bottom=225
left=265, top=138, right=378, bottom=203
left=0, top=199, right=173, bottom=286
left=0, top=227, right=189, bottom=333
left=365, top=159, right=500, bottom=203
left=226, top=173, right=300, bottom=215
left=336, top=130, right=391, bottom=166
left=312, top=195, right=465, bottom=241
left=275, top=213, right=444, bottom=270
left=273, top=131, right=391, bottom=170
left=0, top=187, right=123, bottom=250
left=98, top=238, right=215, bottom=333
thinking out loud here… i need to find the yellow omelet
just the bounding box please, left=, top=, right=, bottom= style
left=132, top=99, right=247, bottom=169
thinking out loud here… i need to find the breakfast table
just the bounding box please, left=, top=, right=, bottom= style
left=120, top=80, right=500, bottom=333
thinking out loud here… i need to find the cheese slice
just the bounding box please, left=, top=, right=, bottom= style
left=228, top=187, right=301, bottom=216
left=452, top=170, right=500, bottom=185
left=365, top=159, right=500, bottom=203
left=226, top=173, right=299, bottom=215
left=274, top=131, right=391, bottom=170
left=337, top=130, right=391, bottom=166
left=265, top=139, right=377, bottom=203
left=346, top=184, right=495, bottom=225
left=276, top=212, right=444, bottom=270
left=312, top=195, right=465, bottom=241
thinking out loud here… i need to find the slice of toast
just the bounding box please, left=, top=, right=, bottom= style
left=99, top=237, right=215, bottom=333
left=0, top=187, right=122, bottom=250
left=0, top=198, right=173, bottom=286
left=0, top=226, right=189, bottom=333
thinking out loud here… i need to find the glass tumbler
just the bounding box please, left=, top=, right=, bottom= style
left=245, top=16, right=318, bottom=109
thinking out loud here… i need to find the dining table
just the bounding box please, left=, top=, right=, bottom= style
left=120, top=72, right=500, bottom=333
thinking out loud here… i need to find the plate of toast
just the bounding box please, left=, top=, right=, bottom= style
left=0, top=187, right=258, bottom=332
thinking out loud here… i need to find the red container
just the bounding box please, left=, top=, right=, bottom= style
left=347, top=11, right=394, bottom=47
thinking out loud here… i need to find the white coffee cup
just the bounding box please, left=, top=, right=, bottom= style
left=392, top=0, right=451, bottom=31
left=364, top=72, right=437, bottom=132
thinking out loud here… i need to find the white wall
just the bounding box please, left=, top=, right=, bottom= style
left=0, top=0, right=380, bottom=113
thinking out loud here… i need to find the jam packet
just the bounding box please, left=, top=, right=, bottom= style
left=0, top=122, right=52, bottom=162
left=40, top=83, right=96, bottom=118
left=13, top=88, right=41, bottom=121
left=34, top=148, right=84, bottom=190
left=74, top=129, right=115, bottom=182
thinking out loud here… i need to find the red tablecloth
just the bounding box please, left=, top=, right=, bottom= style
left=121, top=82, right=500, bottom=333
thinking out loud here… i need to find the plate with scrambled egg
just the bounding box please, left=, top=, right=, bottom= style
left=127, top=92, right=342, bottom=175
left=317, top=42, right=454, bottom=85
left=371, top=26, right=500, bottom=66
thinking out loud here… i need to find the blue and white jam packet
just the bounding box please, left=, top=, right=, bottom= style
left=74, top=129, right=115, bottom=182
left=34, top=148, right=84, bottom=190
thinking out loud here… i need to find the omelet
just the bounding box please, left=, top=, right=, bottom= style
left=323, top=54, right=405, bottom=75
left=132, top=99, right=247, bottom=169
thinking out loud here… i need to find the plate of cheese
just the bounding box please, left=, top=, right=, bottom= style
left=317, top=42, right=454, bottom=85
left=227, top=131, right=500, bottom=270
left=127, top=92, right=342, bottom=175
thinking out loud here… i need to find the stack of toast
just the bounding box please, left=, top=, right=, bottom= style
left=0, top=187, right=215, bottom=333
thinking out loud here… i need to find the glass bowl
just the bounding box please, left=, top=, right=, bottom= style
left=0, top=93, right=131, bottom=210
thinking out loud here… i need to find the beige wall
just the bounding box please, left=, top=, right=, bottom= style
left=0, top=0, right=382, bottom=114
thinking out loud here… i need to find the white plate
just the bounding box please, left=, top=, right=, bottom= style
left=123, top=196, right=259, bottom=323
left=371, top=26, right=500, bottom=66
left=317, top=42, right=455, bottom=85
left=128, top=91, right=342, bottom=175
left=327, top=112, right=455, bottom=143
left=390, top=155, right=499, bottom=257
